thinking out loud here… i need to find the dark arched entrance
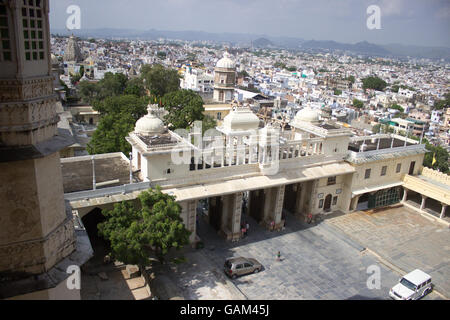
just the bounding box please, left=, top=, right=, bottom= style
left=81, top=208, right=108, bottom=254
left=324, top=194, right=332, bottom=212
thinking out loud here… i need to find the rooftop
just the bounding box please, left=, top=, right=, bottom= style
left=61, top=153, right=139, bottom=193
left=348, top=138, right=414, bottom=153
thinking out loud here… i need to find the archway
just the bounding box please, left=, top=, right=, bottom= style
left=324, top=194, right=332, bottom=212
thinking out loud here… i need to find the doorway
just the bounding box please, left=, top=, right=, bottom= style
left=324, top=194, right=332, bottom=212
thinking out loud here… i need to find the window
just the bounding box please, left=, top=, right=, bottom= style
left=381, top=166, right=387, bottom=176
left=236, top=264, right=243, bottom=270
left=21, top=0, right=45, bottom=61
left=365, top=169, right=371, bottom=179
left=217, top=112, right=222, bottom=120
left=0, top=1, right=11, bottom=61
left=319, top=199, right=324, bottom=209
left=332, top=196, right=338, bottom=206
left=244, top=263, right=252, bottom=268
left=165, top=169, right=172, bottom=174
left=396, top=163, right=402, bottom=173
left=327, top=176, right=336, bottom=186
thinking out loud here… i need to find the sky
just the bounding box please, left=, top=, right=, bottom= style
left=49, top=0, right=450, bottom=48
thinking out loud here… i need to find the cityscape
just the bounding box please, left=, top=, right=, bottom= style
left=0, top=0, right=449, bottom=305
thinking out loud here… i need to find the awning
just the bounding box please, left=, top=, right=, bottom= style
left=352, top=181, right=403, bottom=197
left=165, top=162, right=355, bottom=202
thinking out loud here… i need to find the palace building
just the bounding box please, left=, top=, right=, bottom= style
left=65, top=100, right=448, bottom=247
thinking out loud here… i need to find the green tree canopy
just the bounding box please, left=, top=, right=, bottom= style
left=88, top=95, right=148, bottom=155
left=362, top=76, right=388, bottom=91
left=347, top=75, right=356, bottom=84
left=389, top=104, right=405, bottom=113
left=433, top=92, right=450, bottom=110
left=141, top=64, right=180, bottom=98
left=333, top=88, right=342, bottom=96
left=98, top=187, right=191, bottom=267
left=78, top=80, right=99, bottom=104
left=87, top=112, right=136, bottom=155
left=423, top=143, right=449, bottom=174
left=162, top=89, right=205, bottom=130
left=352, top=99, right=364, bottom=109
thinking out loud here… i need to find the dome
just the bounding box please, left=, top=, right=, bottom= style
left=223, top=106, right=260, bottom=132
left=135, top=105, right=165, bottom=136
left=216, top=52, right=235, bottom=69
left=294, top=107, right=320, bottom=124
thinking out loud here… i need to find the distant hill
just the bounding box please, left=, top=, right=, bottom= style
left=301, top=40, right=390, bottom=56
left=253, top=38, right=274, bottom=48
left=51, top=28, right=449, bottom=61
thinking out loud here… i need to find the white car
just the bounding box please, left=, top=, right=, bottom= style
left=389, top=269, right=433, bottom=300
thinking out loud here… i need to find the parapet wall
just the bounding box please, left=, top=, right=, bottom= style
left=422, top=167, right=450, bottom=186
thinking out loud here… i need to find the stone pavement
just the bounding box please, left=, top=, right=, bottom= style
left=150, top=250, right=246, bottom=300
left=326, top=205, right=450, bottom=298
left=196, top=212, right=409, bottom=300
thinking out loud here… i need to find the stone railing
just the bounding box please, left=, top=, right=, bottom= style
left=64, top=181, right=151, bottom=202
left=421, top=167, right=450, bottom=185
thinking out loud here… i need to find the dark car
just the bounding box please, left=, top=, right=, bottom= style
left=224, top=257, right=263, bottom=279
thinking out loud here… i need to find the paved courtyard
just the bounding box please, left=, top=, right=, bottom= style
left=151, top=208, right=443, bottom=300
left=327, top=205, right=450, bottom=298
left=197, top=213, right=400, bottom=300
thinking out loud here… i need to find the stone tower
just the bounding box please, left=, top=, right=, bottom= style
left=63, top=34, right=83, bottom=63
left=213, top=51, right=236, bottom=103
left=0, top=0, right=89, bottom=299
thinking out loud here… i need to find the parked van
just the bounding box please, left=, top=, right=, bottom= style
left=389, top=269, right=432, bottom=300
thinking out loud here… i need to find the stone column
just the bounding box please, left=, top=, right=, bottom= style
left=402, top=188, right=408, bottom=202
left=263, top=186, right=285, bottom=230
left=420, top=196, right=427, bottom=211
left=219, top=193, right=243, bottom=241
left=180, top=200, right=198, bottom=244
left=440, top=204, right=447, bottom=219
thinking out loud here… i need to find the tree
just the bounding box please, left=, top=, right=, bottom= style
left=423, top=143, right=449, bottom=174
left=87, top=113, right=136, bottom=155
left=334, top=88, right=342, bottom=96
left=362, top=76, right=387, bottom=91
left=96, top=72, right=128, bottom=100
left=433, top=92, right=450, bottom=110
left=286, top=66, right=297, bottom=72
left=389, top=104, right=405, bottom=113
left=162, top=89, right=205, bottom=130
left=70, top=72, right=82, bottom=85
left=124, top=77, right=146, bottom=97
left=93, top=94, right=147, bottom=119
left=202, top=115, right=217, bottom=135
left=88, top=95, right=148, bottom=155
left=347, top=75, right=355, bottom=84
left=78, top=80, right=99, bottom=104
left=352, top=99, right=364, bottom=109
left=141, top=64, right=180, bottom=98
left=98, top=187, right=191, bottom=268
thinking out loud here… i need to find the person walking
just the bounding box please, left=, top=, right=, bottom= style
left=245, top=221, right=249, bottom=236
left=276, top=251, right=281, bottom=262
left=270, top=220, right=275, bottom=231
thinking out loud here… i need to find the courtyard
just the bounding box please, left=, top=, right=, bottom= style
left=149, top=206, right=446, bottom=300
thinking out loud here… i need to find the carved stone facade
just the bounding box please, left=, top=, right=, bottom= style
left=0, top=0, right=81, bottom=299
